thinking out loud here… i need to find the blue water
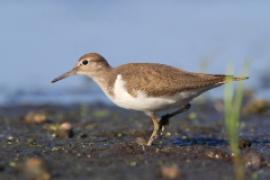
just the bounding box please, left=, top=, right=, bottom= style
left=0, top=1, right=269, bottom=104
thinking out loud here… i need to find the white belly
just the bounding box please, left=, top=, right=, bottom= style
left=105, top=74, right=204, bottom=112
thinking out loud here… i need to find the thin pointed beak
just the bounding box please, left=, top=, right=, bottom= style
left=51, top=68, right=77, bottom=83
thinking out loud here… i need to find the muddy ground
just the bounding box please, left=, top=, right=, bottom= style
left=0, top=100, right=270, bottom=180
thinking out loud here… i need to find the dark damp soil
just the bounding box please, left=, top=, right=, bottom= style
left=0, top=100, right=270, bottom=180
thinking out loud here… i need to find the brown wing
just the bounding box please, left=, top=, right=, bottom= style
left=112, top=63, right=242, bottom=97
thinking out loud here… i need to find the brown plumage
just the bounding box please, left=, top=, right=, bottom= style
left=107, top=63, right=248, bottom=97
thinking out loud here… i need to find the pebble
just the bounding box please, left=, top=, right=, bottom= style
left=80, top=133, right=88, bottom=139
left=45, top=122, right=74, bottom=138
left=205, top=149, right=228, bottom=160
left=6, top=135, right=20, bottom=145
left=165, top=132, right=172, bottom=137
left=58, top=122, right=74, bottom=138
left=239, top=139, right=252, bottom=149
left=243, top=151, right=262, bottom=170
left=188, top=112, right=197, bottom=120
left=135, top=137, right=147, bottom=146
left=160, top=164, right=181, bottom=179
left=24, top=112, right=47, bottom=124
left=22, top=157, right=50, bottom=180
left=129, top=161, right=137, bottom=167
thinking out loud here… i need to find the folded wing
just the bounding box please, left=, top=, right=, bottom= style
left=112, top=63, right=247, bottom=97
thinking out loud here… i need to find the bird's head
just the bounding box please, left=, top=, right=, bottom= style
left=52, top=52, right=110, bottom=83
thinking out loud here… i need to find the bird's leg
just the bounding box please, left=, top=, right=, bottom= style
left=141, top=104, right=191, bottom=146
left=144, top=112, right=161, bottom=146
left=159, top=103, right=191, bottom=134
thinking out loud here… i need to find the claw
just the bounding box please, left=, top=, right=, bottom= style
left=160, top=126, right=165, bottom=136
left=159, top=116, right=168, bottom=136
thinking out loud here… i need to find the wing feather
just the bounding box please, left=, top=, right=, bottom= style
left=112, top=63, right=240, bottom=97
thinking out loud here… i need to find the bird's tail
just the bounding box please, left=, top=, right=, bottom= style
left=232, top=76, right=249, bottom=81
left=224, top=75, right=249, bottom=82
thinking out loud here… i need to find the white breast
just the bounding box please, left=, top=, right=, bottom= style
left=107, top=74, right=204, bottom=112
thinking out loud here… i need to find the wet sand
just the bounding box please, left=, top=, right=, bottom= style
left=0, top=100, right=270, bottom=180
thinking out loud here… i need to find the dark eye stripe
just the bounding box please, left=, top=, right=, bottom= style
left=82, top=60, right=88, bottom=65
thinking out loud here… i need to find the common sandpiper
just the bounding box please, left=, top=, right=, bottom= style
left=52, top=52, right=248, bottom=146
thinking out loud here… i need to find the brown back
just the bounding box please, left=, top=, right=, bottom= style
left=108, top=63, right=233, bottom=97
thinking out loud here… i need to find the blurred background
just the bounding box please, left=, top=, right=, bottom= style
left=0, top=0, right=269, bottom=105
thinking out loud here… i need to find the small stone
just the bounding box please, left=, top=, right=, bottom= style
left=188, top=112, right=197, bottom=120
left=7, top=136, right=14, bottom=141
left=60, top=122, right=72, bottom=131
left=7, top=136, right=15, bottom=144
left=166, top=132, right=172, bottom=137
left=206, top=151, right=221, bottom=159
left=22, top=157, right=50, bottom=180
left=129, top=161, right=137, bottom=167
left=51, top=146, right=61, bottom=152
left=27, top=138, right=41, bottom=147
left=117, top=132, right=123, bottom=137
left=57, top=122, right=74, bottom=138
left=24, top=112, right=47, bottom=124
left=239, top=139, right=252, bottom=149
left=205, top=149, right=227, bottom=160
left=9, top=161, right=16, bottom=168
left=135, top=137, right=147, bottom=145
left=243, top=151, right=262, bottom=170
left=45, top=122, right=74, bottom=138
left=80, top=133, right=88, bottom=139
left=206, top=151, right=216, bottom=159
left=160, top=164, right=181, bottom=179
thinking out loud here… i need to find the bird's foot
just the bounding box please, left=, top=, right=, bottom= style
left=136, top=126, right=162, bottom=147
left=158, top=103, right=191, bottom=136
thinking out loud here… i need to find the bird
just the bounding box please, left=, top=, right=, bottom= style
left=52, top=52, right=248, bottom=146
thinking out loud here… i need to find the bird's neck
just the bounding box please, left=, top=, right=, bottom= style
left=87, top=66, right=115, bottom=96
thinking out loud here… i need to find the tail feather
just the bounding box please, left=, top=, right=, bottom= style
left=223, top=75, right=249, bottom=83
left=210, top=74, right=249, bottom=84
left=232, top=76, right=249, bottom=81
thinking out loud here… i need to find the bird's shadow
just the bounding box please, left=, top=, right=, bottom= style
left=169, top=136, right=270, bottom=147
left=170, top=137, right=227, bottom=146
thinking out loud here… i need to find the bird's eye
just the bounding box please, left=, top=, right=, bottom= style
left=82, top=60, right=88, bottom=65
